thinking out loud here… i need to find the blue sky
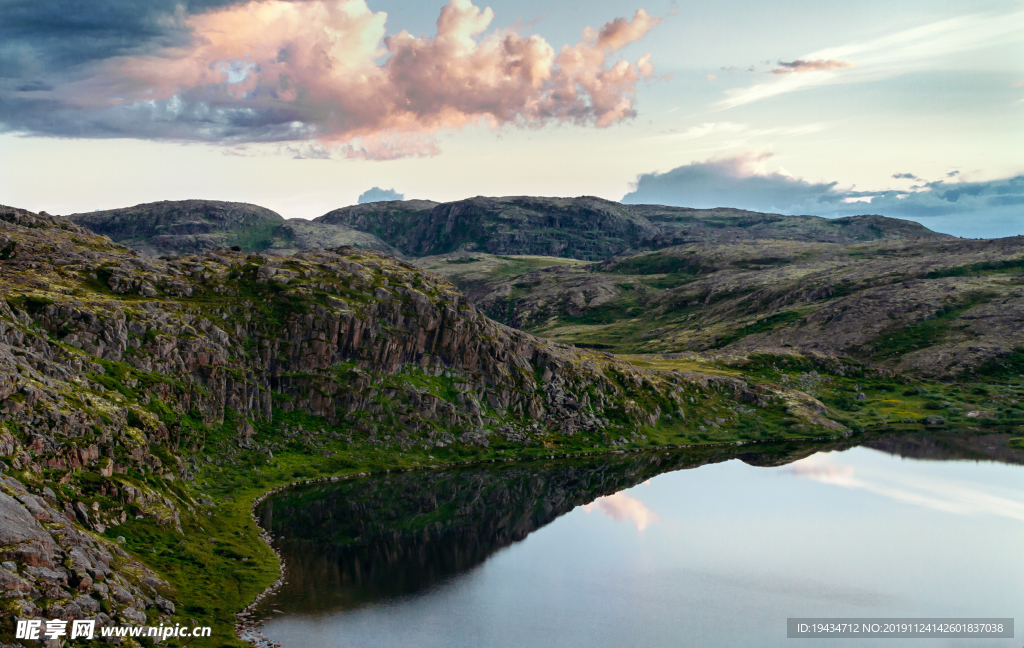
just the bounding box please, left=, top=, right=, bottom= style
left=0, top=0, right=1021, bottom=236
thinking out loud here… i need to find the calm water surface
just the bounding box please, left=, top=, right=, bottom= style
left=256, top=436, right=1024, bottom=647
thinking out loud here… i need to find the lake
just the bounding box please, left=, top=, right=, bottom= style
left=253, top=434, right=1024, bottom=647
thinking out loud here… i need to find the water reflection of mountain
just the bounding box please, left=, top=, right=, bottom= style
left=257, top=443, right=801, bottom=615
left=864, top=431, right=1024, bottom=465
left=255, top=434, right=1024, bottom=616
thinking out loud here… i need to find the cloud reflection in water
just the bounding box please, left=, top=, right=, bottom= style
left=784, top=456, right=1024, bottom=522
left=581, top=491, right=659, bottom=531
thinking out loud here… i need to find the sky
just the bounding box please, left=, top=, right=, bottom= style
left=0, top=0, right=1022, bottom=237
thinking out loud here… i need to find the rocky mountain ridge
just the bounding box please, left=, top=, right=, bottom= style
left=67, top=196, right=948, bottom=264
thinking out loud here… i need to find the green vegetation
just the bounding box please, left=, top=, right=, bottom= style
left=925, top=257, right=1024, bottom=279
left=869, top=292, right=994, bottom=360
left=228, top=219, right=282, bottom=253
left=491, top=255, right=581, bottom=277
left=711, top=310, right=803, bottom=349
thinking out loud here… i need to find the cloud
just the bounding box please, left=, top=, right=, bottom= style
left=770, top=59, right=855, bottom=75
left=0, top=0, right=661, bottom=159
left=581, top=491, right=659, bottom=531
left=358, top=187, right=405, bottom=203
left=622, top=152, right=1024, bottom=237
left=717, top=8, right=1024, bottom=109
left=623, top=152, right=840, bottom=213
left=658, top=121, right=824, bottom=144
left=892, top=173, right=919, bottom=180
left=784, top=456, right=1024, bottom=522
left=0, top=0, right=232, bottom=74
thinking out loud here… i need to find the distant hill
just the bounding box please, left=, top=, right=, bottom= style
left=69, top=196, right=950, bottom=262
left=319, top=196, right=950, bottom=261
left=317, top=196, right=657, bottom=260
left=631, top=206, right=948, bottom=245
left=67, top=200, right=397, bottom=256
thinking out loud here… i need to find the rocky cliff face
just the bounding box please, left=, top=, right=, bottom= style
left=0, top=204, right=845, bottom=627
left=0, top=473, right=173, bottom=626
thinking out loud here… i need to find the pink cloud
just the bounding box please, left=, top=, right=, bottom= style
left=582, top=491, right=659, bottom=531
left=770, top=59, right=856, bottom=75
left=71, top=0, right=660, bottom=158
left=783, top=462, right=856, bottom=484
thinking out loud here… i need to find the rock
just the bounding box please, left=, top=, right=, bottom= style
left=155, top=595, right=175, bottom=614
left=855, top=393, right=867, bottom=400
left=924, top=415, right=946, bottom=428
left=0, top=491, right=60, bottom=568
left=0, top=566, right=32, bottom=594
left=74, top=502, right=90, bottom=525
left=16, top=495, right=51, bottom=522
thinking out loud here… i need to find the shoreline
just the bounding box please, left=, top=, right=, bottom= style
left=231, top=432, right=848, bottom=646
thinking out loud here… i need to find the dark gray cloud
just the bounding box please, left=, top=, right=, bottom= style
left=0, top=0, right=253, bottom=136
left=623, top=155, right=1024, bottom=238
left=0, top=0, right=333, bottom=142
left=358, top=187, right=405, bottom=204
left=892, top=172, right=919, bottom=180
left=0, top=0, right=238, bottom=77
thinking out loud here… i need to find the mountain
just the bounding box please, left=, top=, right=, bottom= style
left=318, top=196, right=950, bottom=261
left=68, top=197, right=949, bottom=264
left=66, top=200, right=397, bottom=257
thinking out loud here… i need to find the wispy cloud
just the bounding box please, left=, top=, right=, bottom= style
left=581, top=491, right=659, bottom=531
left=783, top=456, right=1024, bottom=522
left=770, top=59, right=855, bottom=75
left=0, top=0, right=661, bottom=159
left=717, top=8, right=1024, bottom=109
left=686, top=121, right=824, bottom=139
